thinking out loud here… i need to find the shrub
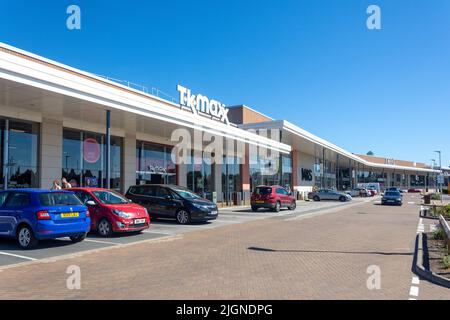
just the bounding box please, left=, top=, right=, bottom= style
left=431, top=193, right=442, bottom=201
left=442, top=255, right=450, bottom=269
left=434, top=227, right=445, bottom=240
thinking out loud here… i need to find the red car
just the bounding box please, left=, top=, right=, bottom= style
left=69, top=188, right=150, bottom=237
left=251, top=185, right=296, bottom=212
left=408, top=188, right=422, bottom=193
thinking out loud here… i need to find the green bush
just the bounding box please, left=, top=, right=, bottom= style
left=431, top=193, right=442, bottom=201
left=442, top=255, right=450, bottom=269
left=434, top=227, right=445, bottom=240
left=436, top=205, right=450, bottom=219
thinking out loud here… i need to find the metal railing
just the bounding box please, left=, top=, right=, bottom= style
left=95, top=74, right=178, bottom=103
left=439, top=215, right=450, bottom=254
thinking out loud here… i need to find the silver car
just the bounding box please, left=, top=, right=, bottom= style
left=309, top=189, right=352, bottom=202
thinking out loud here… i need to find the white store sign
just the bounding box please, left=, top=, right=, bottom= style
left=177, top=84, right=230, bottom=125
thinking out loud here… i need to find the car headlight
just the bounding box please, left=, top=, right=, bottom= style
left=192, top=203, right=208, bottom=210
left=112, top=209, right=131, bottom=218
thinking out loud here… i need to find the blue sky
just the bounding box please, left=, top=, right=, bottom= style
left=0, top=0, right=449, bottom=167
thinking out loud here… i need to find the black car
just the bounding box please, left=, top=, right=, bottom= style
left=125, top=184, right=218, bottom=224
left=381, top=191, right=403, bottom=206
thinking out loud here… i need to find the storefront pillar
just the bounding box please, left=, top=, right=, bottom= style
left=2, top=119, right=8, bottom=190
left=39, top=118, right=63, bottom=189
left=241, top=145, right=250, bottom=201
left=292, top=151, right=299, bottom=190
left=105, top=110, right=111, bottom=189
left=122, top=131, right=136, bottom=193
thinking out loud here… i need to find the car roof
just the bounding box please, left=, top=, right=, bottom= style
left=68, top=187, right=112, bottom=192
left=0, top=189, right=74, bottom=194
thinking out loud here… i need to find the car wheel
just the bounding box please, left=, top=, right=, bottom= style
left=176, top=209, right=191, bottom=225
left=98, top=219, right=113, bottom=237
left=251, top=206, right=258, bottom=212
left=17, top=225, right=38, bottom=250
left=273, top=201, right=281, bottom=212
left=339, top=196, right=346, bottom=202
left=288, top=201, right=296, bottom=210
left=70, top=233, right=87, bottom=243
left=313, top=196, right=320, bottom=202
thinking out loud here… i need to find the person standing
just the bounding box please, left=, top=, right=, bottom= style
left=51, top=180, right=62, bottom=190
left=61, top=178, right=72, bottom=189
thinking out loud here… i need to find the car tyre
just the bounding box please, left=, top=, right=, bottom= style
left=176, top=209, right=191, bottom=225
left=339, top=196, right=347, bottom=202
left=313, top=196, right=320, bottom=202
left=288, top=201, right=296, bottom=210
left=98, top=219, right=113, bottom=237
left=251, top=206, right=258, bottom=212
left=17, top=225, right=38, bottom=250
left=70, top=233, right=87, bottom=243
left=273, top=201, right=281, bottom=212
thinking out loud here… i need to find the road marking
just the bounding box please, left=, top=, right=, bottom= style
left=411, top=277, right=420, bottom=285
left=0, top=251, right=37, bottom=261
left=83, top=239, right=120, bottom=245
left=408, top=298, right=417, bottom=300
left=408, top=202, right=415, bottom=204
left=409, top=286, right=419, bottom=297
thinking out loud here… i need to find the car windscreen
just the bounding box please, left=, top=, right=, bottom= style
left=254, top=187, right=272, bottom=195
left=39, top=192, right=83, bottom=206
left=172, top=188, right=201, bottom=200
left=92, top=190, right=129, bottom=204
left=385, top=192, right=400, bottom=197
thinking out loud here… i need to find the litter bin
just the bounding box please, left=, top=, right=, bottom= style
left=424, top=194, right=431, bottom=205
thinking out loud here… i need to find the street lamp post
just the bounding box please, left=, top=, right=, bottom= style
left=434, top=151, right=442, bottom=201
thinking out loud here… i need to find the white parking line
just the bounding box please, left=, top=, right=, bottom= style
left=83, top=239, right=120, bottom=246
left=411, top=276, right=420, bottom=285
left=0, top=251, right=37, bottom=261
left=409, top=286, right=419, bottom=297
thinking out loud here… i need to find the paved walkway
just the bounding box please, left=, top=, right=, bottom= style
left=0, top=194, right=448, bottom=299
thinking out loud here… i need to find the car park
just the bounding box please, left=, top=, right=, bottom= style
left=125, top=184, right=218, bottom=224
left=308, top=189, right=352, bottom=202
left=0, top=189, right=90, bottom=249
left=381, top=191, right=403, bottom=206
left=251, top=185, right=296, bottom=212
left=69, top=188, right=150, bottom=237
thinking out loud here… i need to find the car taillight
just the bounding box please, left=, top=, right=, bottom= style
left=36, top=210, right=50, bottom=220
left=86, top=210, right=90, bottom=217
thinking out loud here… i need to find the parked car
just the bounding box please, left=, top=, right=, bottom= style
left=251, top=185, right=296, bottom=212
left=125, top=184, right=218, bottom=224
left=366, top=187, right=378, bottom=196
left=346, top=187, right=369, bottom=197
left=308, top=189, right=352, bottom=202
left=408, top=188, right=422, bottom=193
left=69, top=188, right=150, bottom=237
left=0, top=189, right=90, bottom=249
left=381, top=191, right=403, bottom=206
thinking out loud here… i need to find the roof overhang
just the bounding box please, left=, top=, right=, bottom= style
left=0, top=42, right=291, bottom=155
left=240, top=120, right=441, bottom=174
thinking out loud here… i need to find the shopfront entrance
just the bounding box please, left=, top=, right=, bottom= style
left=1, top=118, right=39, bottom=190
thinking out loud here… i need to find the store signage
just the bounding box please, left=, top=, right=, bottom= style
left=301, top=168, right=313, bottom=181
left=177, top=85, right=230, bottom=125
left=83, top=138, right=101, bottom=163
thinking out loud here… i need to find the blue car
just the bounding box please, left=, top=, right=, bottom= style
left=0, top=189, right=90, bottom=249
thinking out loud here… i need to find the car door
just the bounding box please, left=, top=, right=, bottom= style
left=2, top=192, right=31, bottom=236
left=277, top=188, right=289, bottom=206
left=153, top=186, right=175, bottom=217
left=137, top=186, right=160, bottom=217
left=0, top=191, right=11, bottom=235
left=74, top=190, right=99, bottom=226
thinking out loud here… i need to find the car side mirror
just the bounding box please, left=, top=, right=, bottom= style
left=128, top=199, right=133, bottom=203
left=86, top=200, right=96, bottom=206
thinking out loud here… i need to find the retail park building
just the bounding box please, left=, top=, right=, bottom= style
left=0, top=43, right=445, bottom=203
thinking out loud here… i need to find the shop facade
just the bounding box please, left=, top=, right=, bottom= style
left=0, top=43, right=441, bottom=201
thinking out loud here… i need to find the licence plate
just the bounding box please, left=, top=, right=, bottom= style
left=61, top=212, right=79, bottom=218
left=134, top=218, right=146, bottom=224
left=255, top=200, right=264, bottom=204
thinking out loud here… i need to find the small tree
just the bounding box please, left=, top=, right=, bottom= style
left=367, top=151, right=374, bottom=156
